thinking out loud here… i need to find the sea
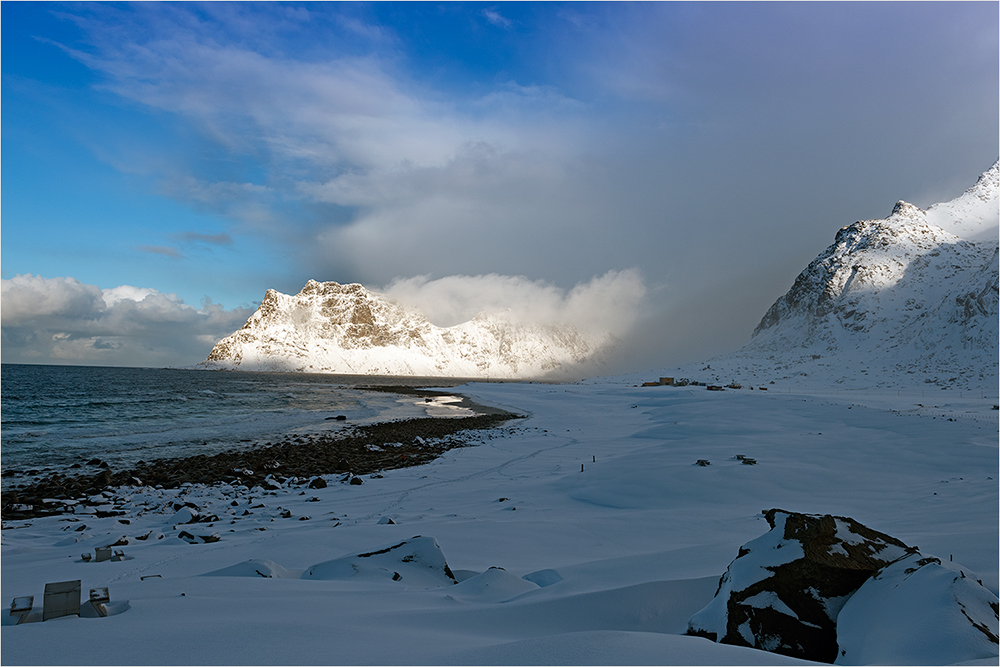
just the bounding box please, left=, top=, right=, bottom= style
left=1, top=364, right=474, bottom=483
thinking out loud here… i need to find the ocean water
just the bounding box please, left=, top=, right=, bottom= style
left=1, top=364, right=472, bottom=481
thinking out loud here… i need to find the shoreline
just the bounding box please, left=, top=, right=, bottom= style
left=360, top=385, right=520, bottom=416
left=1, top=390, right=525, bottom=522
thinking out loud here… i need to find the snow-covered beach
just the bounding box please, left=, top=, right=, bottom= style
left=3, top=377, right=996, bottom=665
left=3, top=4, right=997, bottom=664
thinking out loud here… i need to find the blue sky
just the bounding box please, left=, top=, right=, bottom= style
left=2, top=2, right=998, bottom=368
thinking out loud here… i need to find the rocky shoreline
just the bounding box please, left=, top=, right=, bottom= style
left=2, top=404, right=524, bottom=522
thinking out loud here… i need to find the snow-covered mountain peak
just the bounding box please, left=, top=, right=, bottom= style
left=752, top=199, right=968, bottom=338
left=660, top=162, right=998, bottom=390
left=202, top=279, right=615, bottom=378
left=890, top=199, right=923, bottom=218
left=925, top=159, right=999, bottom=241
left=829, top=200, right=959, bottom=262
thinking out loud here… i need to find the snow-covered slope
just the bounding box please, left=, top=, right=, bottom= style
left=925, top=161, right=999, bottom=242
left=200, top=280, right=614, bottom=378
left=664, top=162, right=999, bottom=390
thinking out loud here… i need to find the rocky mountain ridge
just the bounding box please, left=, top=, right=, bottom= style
left=200, top=279, right=613, bottom=378
left=665, top=161, right=999, bottom=390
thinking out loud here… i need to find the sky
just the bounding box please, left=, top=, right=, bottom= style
left=2, top=1, right=997, bottom=370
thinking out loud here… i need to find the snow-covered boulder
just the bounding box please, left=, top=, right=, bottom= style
left=835, top=553, right=999, bottom=665
left=687, top=508, right=914, bottom=662
left=168, top=506, right=199, bottom=525
left=449, top=566, right=540, bottom=602
left=201, top=559, right=304, bottom=579
left=301, top=535, right=458, bottom=588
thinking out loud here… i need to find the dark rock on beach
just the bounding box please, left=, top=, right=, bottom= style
left=687, top=508, right=1000, bottom=664
left=687, top=508, right=915, bottom=663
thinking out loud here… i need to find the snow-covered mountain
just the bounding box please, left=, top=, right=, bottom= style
left=668, top=161, right=999, bottom=390
left=925, top=162, right=1000, bottom=242
left=199, top=280, right=614, bottom=378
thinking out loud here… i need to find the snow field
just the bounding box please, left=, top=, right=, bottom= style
left=2, top=379, right=996, bottom=664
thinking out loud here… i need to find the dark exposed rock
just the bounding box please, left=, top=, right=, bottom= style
left=178, top=530, right=221, bottom=544
left=687, top=508, right=915, bottom=663
left=308, top=477, right=327, bottom=489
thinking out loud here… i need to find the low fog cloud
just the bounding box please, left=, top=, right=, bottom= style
left=382, top=270, right=647, bottom=337
left=1, top=274, right=253, bottom=367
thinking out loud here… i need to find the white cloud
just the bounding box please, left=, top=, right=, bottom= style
left=101, top=284, right=161, bottom=306
left=85, top=42, right=476, bottom=173
left=1, top=274, right=253, bottom=367
left=58, top=6, right=592, bottom=226
left=0, top=275, right=105, bottom=324
left=382, top=270, right=646, bottom=337
left=482, top=8, right=512, bottom=29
